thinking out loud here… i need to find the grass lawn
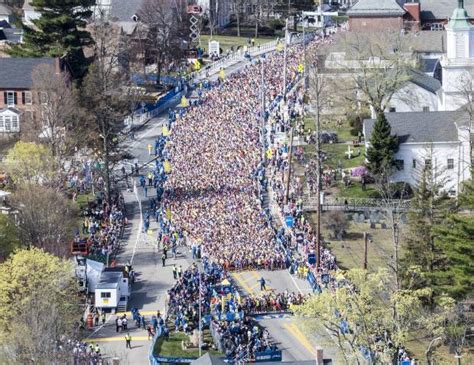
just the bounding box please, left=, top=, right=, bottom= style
left=335, top=182, right=378, bottom=199
left=311, top=218, right=395, bottom=273
left=154, top=330, right=221, bottom=358
left=200, top=35, right=276, bottom=53
left=304, top=116, right=356, bottom=143
left=322, top=143, right=365, bottom=170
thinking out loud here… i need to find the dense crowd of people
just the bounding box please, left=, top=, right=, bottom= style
left=165, top=259, right=277, bottom=361
left=159, top=39, right=320, bottom=269
left=72, top=194, right=125, bottom=263
left=242, top=291, right=307, bottom=313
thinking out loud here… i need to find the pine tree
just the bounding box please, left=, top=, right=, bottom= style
left=366, top=113, right=399, bottom=177
left=401, top=167, right=452, bottom=292
left=8, top=0, right=95, bottom=78
left=433, top=178, right=474, bottom=300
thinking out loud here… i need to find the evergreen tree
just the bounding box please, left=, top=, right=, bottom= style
left=8, top=0, right=94, bottom=78
left=434, top=178, right=474, bottom=300
left=401, top=167, right=452, bottom=292
left=366, top=113, right=399, bottom=177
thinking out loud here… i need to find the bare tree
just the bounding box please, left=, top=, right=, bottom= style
left=27, top=64, right=83, bottom=171
left=321, top=32, right=414, bottom=117
left=12, top=184, right=78, bottom=257
left=138, top=0, right=187, bottom=87
left=82, top=19, right=131, bottom=207
left=232, top=0, right=249, bottom=37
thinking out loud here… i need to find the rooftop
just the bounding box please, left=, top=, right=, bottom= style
left=0, top=57, right=56, bottom=89
left=364, top=111, right=468, bottom=143
left=110, top=0, right=144, bottom=22
left=0, top=27, right=22, bottom=44
left=420, top=0, right=474, bottom=21
left=0, top=4, right=12, bottom=16
left=96, top=271, right=122, bottom=290
left=408, top=69, right=442, bottom=94
left=347, top=0, right=406, bottom=17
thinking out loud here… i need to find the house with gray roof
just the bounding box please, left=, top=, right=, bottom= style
left=387, top=69, right=442, bottom=113
left=363, top=111, right=471, bottom=195
left=0, top=57, right=70, bottom=134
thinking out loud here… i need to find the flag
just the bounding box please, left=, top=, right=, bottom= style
left=194, top=59, right=201, bottom=70
left=162, top=125, right=170, bottom=137
left=266, top=149, right=273, bottom=159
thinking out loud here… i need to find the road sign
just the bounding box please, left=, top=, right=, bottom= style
left=285, top=215, right=294, bottom=228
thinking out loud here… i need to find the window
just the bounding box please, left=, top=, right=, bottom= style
left=425, top=159, right=432, bottom=168
left=4, top=91, right=16, bottom=106
left=447, top=158, right=454, bottom=170
left=39, top=92, right=48, bottom=104
left=4, top=116, right=11, bottom=131
left=412, top=159, right=416, bottom=169
left=11, top=115, right=18, bottom=130
left=100, top=292, right=111, bottom=298
left=0, top=116, right=3, bottom=129
left=22, top=91, right=32, bottom=105
left=422, top=106, right=430, bottom=112
left=395, top=159, right=405, bottom=170
left=389, top=107, right=396, bottom=112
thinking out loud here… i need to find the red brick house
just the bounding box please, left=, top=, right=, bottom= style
left=347, top=0, right=408, bottom=32
left=0, top=57, right=68, bottom=133
left=347, top=0, right=474, bottom=33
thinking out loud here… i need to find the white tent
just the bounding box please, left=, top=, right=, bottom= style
left=86, top=259, right=105, bottom=293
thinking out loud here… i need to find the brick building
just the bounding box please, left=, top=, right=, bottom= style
left=347, top=0, right=474, bottom=33
left=0, top=57, right=67, bottom=133
left=347, top=0, right=407, bottom=32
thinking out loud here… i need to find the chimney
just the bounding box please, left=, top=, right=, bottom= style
left=315, top=348, right=324, bottom=365
left=404, top=1, right=420, bottom=22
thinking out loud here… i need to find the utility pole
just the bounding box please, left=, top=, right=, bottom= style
left=261, top=56, right=266, bottom=162
left=285, top=126, right=294, bottom=205
left=198, top=264, right=202, bottom=357
left=315, top=61, right=322, bottom=271
left=363, top=232, right=368, bottom=270
left=282, top=18, right=288, bottom=101
left=302, top=18, right=308, bottom=90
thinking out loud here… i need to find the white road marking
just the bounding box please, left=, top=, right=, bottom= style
left=130, top=181, right=143, bottom=265
left=287, top=270, right=304, bottom=295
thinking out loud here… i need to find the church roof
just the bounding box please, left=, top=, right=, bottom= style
left=347, top=0, right=406, bottom=17
left=364, top=111, right=468, bottom=143
left=408, top=69, right=442, bottom=94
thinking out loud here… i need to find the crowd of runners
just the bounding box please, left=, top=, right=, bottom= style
left=159, top=35, right=326, bottom=269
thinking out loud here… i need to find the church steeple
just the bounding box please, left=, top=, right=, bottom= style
left=445, top=0, right=473, bottom=59
left=447, top=0, right=471, bottom=30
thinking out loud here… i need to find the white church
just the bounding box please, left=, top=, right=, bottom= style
left=364, top=0, right=472, bottom=196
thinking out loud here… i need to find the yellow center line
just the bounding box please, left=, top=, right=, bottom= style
left=231, top=273, right=256, bottom=295
left=250, top=271, right=273, bottom=291
left=283, top=323, right=316, bottom=356
left=115, top=310, right=157, bottom=317
left=84, top=336, right=150, bottom=343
